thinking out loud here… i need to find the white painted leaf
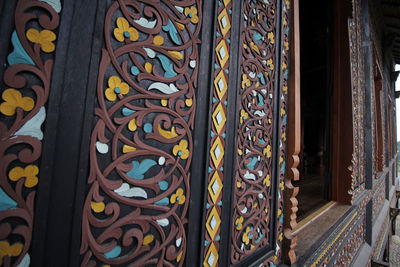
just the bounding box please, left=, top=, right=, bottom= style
left=241, top=207, right=248, bottom=214
left=39, top=0, right=61, bottom=13
left=254, top=110, right=266, bottom=117
left=14, top=107, right=46, bottom=140
left=176, top=237, right=182, bottom=247
left=96, top=141, right=109, bottom=154
left=157, top=218, right=169, bottom=227
left=244, top=171, right=256, bottom=180
left=258, top=193, right=264, bottom=199
left=190, top=60, right=196, bottom=68
left=258, top=170, right=263, bottom=177
left=148, top=82, right=179, bottom=94
left=17, top=253, right=30, bottom=267
left=143, top=48, right=156, bottom=58
left=158, top=157, right=165, bottom=165
left=175, top=6, right=184, bottom=13
left=114, top=183, right=147, bottom=198
left=249, top=72, right=256, bottom=78
left=134, top=18, right=157, bottom=29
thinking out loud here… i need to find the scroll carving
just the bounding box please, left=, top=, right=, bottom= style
left=80, top=0, right=202, bottom=265
left=0, top=0, right=61, bottom=265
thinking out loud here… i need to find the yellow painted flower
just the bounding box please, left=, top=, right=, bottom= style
left=286, top=0, right=290, bottom=8
left=280, top=107, right=286, bottom=117
left=241, top=74, right=250, bottom=89
left=26, top=28, right=56, bottom=53
left=0, top=88, right=34, bottom=116
left=184, top=6, right=199, bottom=24
left=9, top=165, right=39, bottom=188
left=170, top=188, right=186, bottom=204
left=263, top=174, right=270, bottom=187
left=114, top=17, right=138, bottom=42
left=235, top=216, right=244, bottom=230
left=242, top=226, right=251, bottom=245
left=172, top=139, right=189, bottom=159
left=282, top=132, right=286, bottom=141
left=268, top=32, right=275, bottom=44
left=0, top=241, right=23, bottom=265
left=284, top=41, right=289, bottom=51
left=279, top=181, right=285, bottom=191
left=240, top=109, right=248, bottom=124
left=263, top=145, right=272, bottom=158
left=267, top=59, right=274, bottom=70
left=282, top=61, right=287, bottom=70
left=105, top=76, right=129, bottom=101
left=283, top=86, right=288, bottom=94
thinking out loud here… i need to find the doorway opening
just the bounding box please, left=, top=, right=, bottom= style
left=296, top=0, right=333, bottom=220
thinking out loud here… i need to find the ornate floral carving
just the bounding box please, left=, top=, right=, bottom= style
left=231, top=0, right=289, bottom=264
left=0, top=0, right=61, bottom=265
left=80, top=1, right=202, bottom=265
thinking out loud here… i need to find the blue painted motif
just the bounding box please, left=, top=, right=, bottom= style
left=257, top=93, right=264, bottom=106
left=39, top=0, right=61, bottom=13
left=155, top=197, right=169, bottom=206
left=281, top=161, right=286, bottom=173
left=143, top=123, right=153, bottom=133
left=131, top=66, right=139, bottom=75
left=253, top=31, right=263, bottom=43
left=126, top=159, right=157, bottom=180
left=157, top=55, right=177, bottom=78
left=8, top=31, right=35, bottom=66
left=162, top=19, right=181, bottom=45
left=246, top=157, right=258, bottom=170
left=258, top=72, right=266, bottom=85
left=158, top=181, right=168, bottom=190
left=122, top=107, right=135, bottom=116
left=104, top=246, right=121, bottom=259
left=0, top=187, right=17, bottom=211
left=258, top=138, right=266, bottom=145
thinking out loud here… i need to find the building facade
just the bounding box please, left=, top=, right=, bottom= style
left=0, top=0, right=399, bottom=266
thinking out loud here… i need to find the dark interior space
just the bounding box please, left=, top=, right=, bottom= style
left=295, top=0, right=333, bottom=220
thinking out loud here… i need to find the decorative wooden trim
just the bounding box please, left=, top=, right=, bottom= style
left=0, top=0, right=61, bottom=265
left=283, top=0, right=299, bottom=264
left=79, top=1, right=203, bottom=265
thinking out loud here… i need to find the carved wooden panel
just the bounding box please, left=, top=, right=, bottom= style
left=80, top=1, right=202, bottom=265
left=230, top=0, right=289, bottom=264
left=0, top=0, right=61, bottom=265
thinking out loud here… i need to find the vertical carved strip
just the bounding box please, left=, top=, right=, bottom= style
left=0, top=0, right=61, bottom=265
left=203, top=1, right=232, bottom=267
left=283, top=0, right=298, bottom=264
left=80, top=1, right=202, bottom=265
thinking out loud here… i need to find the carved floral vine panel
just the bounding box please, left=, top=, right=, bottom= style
left=80, top=0, right=202, bottom=265
left=348, top=0, right=366, bottom=197
left=0, top=0, right=61, bottom=266
left=202, top=0, right=232, bottom=266
left=231, top=0, right=288, bottom=264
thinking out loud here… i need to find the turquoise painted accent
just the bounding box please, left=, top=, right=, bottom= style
left=216, top=32, right=221, bottom=37
left=222, top=133, right=226, bottom=138
left=143, top=123, right=153, bottom=133
left=124, top=31, right=130, bottom=38
left=218, top=1, right=222, bottom=6
left=210, top=131, right=215, bottom=138
left=253, top=31, right=263, bottom=43
left=283, top=114, right=287, bottom=125
left=225, top=69, right=229, bottom=74
left=104, top=246, right=121, bottom=259
left=8, top=31, right=35, bottom=66
left=162, top=19, right=181, bottom=45
left=212, top=97, right=217, bottom=103
left=271, top=263, right=276, bottom=267
left=0, top=187, right=17, bottom=211
left=158, top=181, right=168, bottom=190
left=286, top=27, right=290, bottom=35
left=281, top=161, right=286, bottom=173
left=220, top=167, right=223, bottom=171
left=214, top=64, right=219, bottom=69
left=155, top=197, right=169, bottom=206
left=218, top=201, right=222, bottom=206
left=229, top=9, right=232, bottom=14
left=39, top=0, right=61, bottom=13
left=216, top=235, right=221, bottom=241
left=206, top=203, right=211, bottom=209
left=122, top=107, right=135, bottom=116
left=114, top=87, right=120, bottom=94
left=284, top=70, right=288, bottom=79
left=258, top=72, right=266, bottom=85
left=126, top=159, right=157, bottom=180
left=280, top=214, right=284, bottom=223
left=208, top=167, right=213, bottom=173
left=227, top=39, right=230, bottom=44
left=131, top=66, right=139, bottom=75
left=204, top=240, right=210, bottom=246
left=255, top=234, right=264, bottom=243
left=157, top=55, right=177, bottom=78
left=257, top=93, right=264, bottom=106
left=224, top=101, right=227, bottom=105
left=258, top=138, right=266, bottom=145
left=247, top=157, right=258, bottom=170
